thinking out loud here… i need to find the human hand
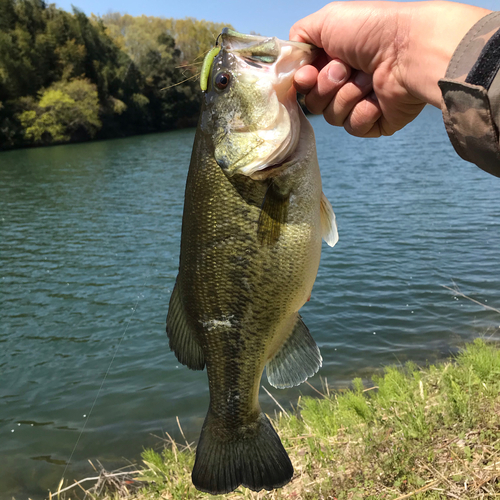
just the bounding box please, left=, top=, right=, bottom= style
left=290, top=1, right=490, bottom=137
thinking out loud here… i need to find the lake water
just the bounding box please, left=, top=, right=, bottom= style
left=1, top=106, right=499, bottom=499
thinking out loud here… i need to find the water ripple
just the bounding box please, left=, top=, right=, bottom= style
left=1, top=109, right=500, bottom=498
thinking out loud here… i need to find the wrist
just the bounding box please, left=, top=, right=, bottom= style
left=399, top=1, right=491, bottom=107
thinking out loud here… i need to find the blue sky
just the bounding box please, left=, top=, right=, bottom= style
left=54, top=0, right=497, bottom=41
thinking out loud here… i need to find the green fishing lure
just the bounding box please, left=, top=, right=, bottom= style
left=200, top=46, right=221, bottom=92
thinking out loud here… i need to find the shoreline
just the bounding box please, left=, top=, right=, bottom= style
left=54, top=338, right=500, bottom=499
left=0, top=120, right=199, bottom=154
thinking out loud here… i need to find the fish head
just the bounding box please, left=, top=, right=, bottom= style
left=200, top=28, right=316, bottom=178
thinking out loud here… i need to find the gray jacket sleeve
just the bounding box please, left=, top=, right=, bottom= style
left=438, top=11, right=500, bottom=177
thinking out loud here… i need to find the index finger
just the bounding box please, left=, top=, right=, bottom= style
left=293, top=65, right=319, bottom=95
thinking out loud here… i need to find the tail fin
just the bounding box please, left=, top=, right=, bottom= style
left=192, top=410, right=293, bottom=494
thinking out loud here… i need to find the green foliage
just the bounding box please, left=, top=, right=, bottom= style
left=138, top=447, right=213, bottom=499
left=372, top=362, right=430, bottom=439
left=100, top=13, right=229, bottom=65
left=100, top=14, right=234, bottom=131
left=290, top=339, right=500, bottom=499
left=439, top=338, right=500, bottom=426
left=18, top=78, right=101, bottom=143
left=456, top=337, right=500, bottom=382
left=0, top=1, right=232, bottom=149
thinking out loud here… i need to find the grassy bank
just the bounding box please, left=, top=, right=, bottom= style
left=57, top=338, right=500, bottom=499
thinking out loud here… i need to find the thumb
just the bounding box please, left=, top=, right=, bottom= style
left=289, top=2, right=401, bottom=73
left=289, top=4, right=330, bottom=47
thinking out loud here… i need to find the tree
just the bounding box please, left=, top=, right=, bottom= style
left=18, top=78, right=101, bottom=143
left=0, top=2, right=233, bottom=149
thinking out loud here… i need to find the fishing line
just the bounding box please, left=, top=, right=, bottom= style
left=59, top=288, right=143, bottom=486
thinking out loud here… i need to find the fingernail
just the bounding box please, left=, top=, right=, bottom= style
left=327, top=61, right=347, bottom=84
left=354, top=71, right=372, bottom=87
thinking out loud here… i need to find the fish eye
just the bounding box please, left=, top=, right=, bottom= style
left=215, top=72, right=230, bottom=90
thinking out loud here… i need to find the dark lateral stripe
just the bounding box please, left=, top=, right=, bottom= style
left=465, top=27, right=500, bottom=90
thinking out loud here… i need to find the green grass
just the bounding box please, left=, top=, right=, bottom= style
left=58, top=338, right=500, bottom=500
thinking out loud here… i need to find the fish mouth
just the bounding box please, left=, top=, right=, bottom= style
left=219, top=149, right=294, bottom=180
left=248, top=158, right=292, bottom=180
left=247, top=138, right=306, bottom=180
left=211, top=29, right=316, bottom=179
left=218, top=137, right=297, bottom=180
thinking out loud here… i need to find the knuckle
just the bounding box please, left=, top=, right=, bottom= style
left=379, top=122, right=398, bottom=136
left=344, top=122, right=367, bottom=137
left=324, top=107, right=344, bottom=127
left=305, top=91, right=331, bottom=115
left=345, top=100, right=382, bottom=136
left=324, top=112, right=338, bottom=127
left=331, top=89, right=351, bottom=114
left=304, top=98, right=325, bottom=115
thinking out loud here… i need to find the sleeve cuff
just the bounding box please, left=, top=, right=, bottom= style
left=438, top=11, right=500, bottom=177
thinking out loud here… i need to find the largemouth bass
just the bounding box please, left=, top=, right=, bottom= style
left=166, top=28, right=338, bottom=495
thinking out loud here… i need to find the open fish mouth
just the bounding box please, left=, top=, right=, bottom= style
left=245, top=156, right=294, bottom=180
left=200, top=28, right=317, bottom=178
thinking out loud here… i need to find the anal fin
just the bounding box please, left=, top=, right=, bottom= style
left=266, top=315, right=322, bottom=389
left=166, top=283, right=205, bottom=370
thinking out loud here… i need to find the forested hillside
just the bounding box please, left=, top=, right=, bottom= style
left=0, top=0, right=230, bottom=149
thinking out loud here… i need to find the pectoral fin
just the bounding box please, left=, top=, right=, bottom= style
left=166, top=283, right=205, bottom=370
left=266, top=315, right=322, bottom=389
left=320, top=192, right=339, bottom=247
left=257, top=182, right=289, bottom=246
